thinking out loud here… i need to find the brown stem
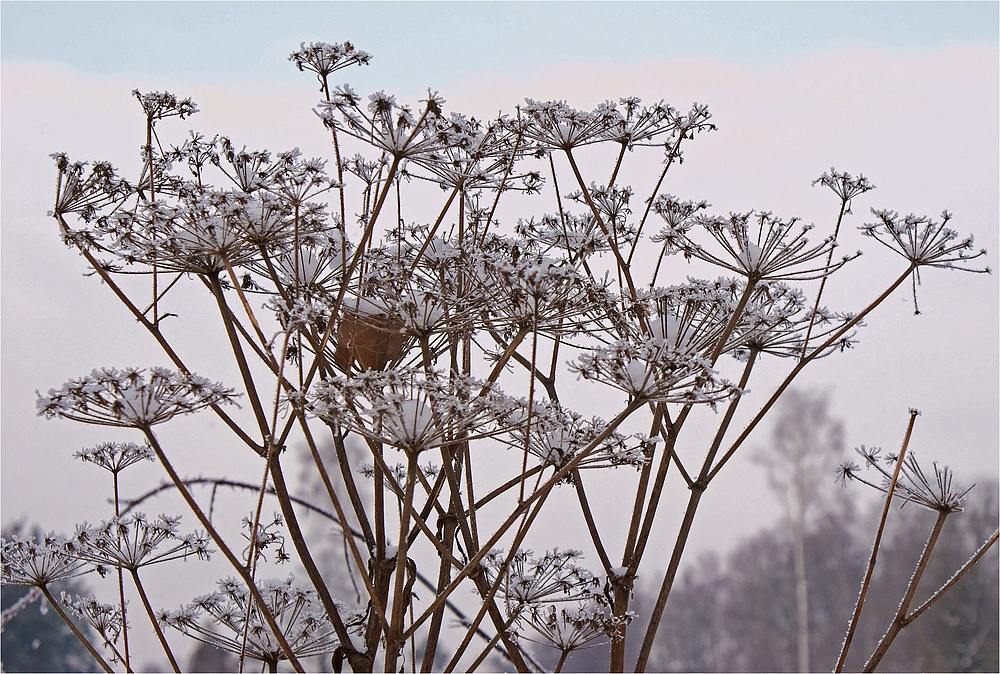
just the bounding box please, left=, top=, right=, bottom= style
left=479, top=117, right=523, bottom=245
left=607, top=142, right=628, bottom=189
left=628, top=351, right=756, bottom=673
left=468, top=464, right=546, bottom=512
left=409, top=185, right=460, bottom=272
left=464, top=628, right=506, bottom=672
left=208, top=273, right=271, bottom=440
left=419, top=500, right=460, bottom=672
left=799, top=198, right=849, bottom=359
left=574, top=472, right=614, bottom=574
left=270, top=455, right=369, bottom=670
left=142, top=430, right=306, bottom=672
left=564, top=149, right=638, bottom=302
left=298, top=428, right=390, bottom=637
left=862, top=509, right=950, bottom=672
left=129, top=568, right=180, bottom=672
left=384, top=454, right=420, bottom=673
left=555, top=648, right=572, bottom=673
left=835, top=409, right=919, bottom=673
left=482, top=326, right=532, bottom=388
left=38, top=584, right=115, bottom=673
left=906, top=527, right=999, bottom=625
left=706, top=265, right=915, bottom=483
left=330, top=425, right=377, bottom=546
left=222, top=257, right=273, bottom=361
left=633, top=484, right=705, bottom=672
left=139, top=272, right=183, bottom=317
left=111, top=471, right=133, bottom=672
left=627, top=134, right=682, bottom=266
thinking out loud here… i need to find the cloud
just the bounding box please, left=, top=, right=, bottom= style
left=2, top=45, right=996, bottom=549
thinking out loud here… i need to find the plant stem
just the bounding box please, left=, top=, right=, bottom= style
left=798, top=197, right=849, bottom=359
left=270, top=455, right=371, bottom=671
left=208, top=273, right=271, bottom=440
left=905, top=527, right=999, bottom=625
left=628, top=134, right=685, bottom=266
left=862, top=508, right=950, bottom=672
left=628, top=353, right=756, bottom=672
left=111, top=470, right=133, bottom=673
left=385, top=454, right=420, bottom=673
left=633, top=483, right=705, bottom=672
left=564, top=148, right=638, bottom=302
left=129, top=568, right=180, bottom=672
left=38, top=584, right=115, bottom=673
left=574, top=472, right=614, bottom=574
left=142, top=430, right=306, bottom=672
left=835, top=409, right=919, bottom=673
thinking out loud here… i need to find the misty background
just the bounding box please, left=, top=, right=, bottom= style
left=2, top=2, right=997, bottom=671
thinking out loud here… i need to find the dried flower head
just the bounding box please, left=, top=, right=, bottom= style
left=61, top=594, right=125, bottom=655
left=813, top=168, right=876, bottom=212
left=311, top=369, right=520, bottom=454
left=37, top=367, right=238, bottom=428
left=571, top=337, right=740, bottom=405
left=289, top=41, right=372, bottom=91
left=317, top=88, right=456, bottom=162
left=474, top=247, right=612, bottom=334
left=840, top=448, right=973, bottom=513
left=677, top=211, right=857, bottom=283
left=520, top=599, right=632, bottom=654
left=70, top=513, right=211, bottom=571
left=132, top=90, right=198, bottom=124
left=520, top=100, right=624, bottom=151
left=501, top=401, right=649, bottom=474
left=102, top=189, right=263, bottom=275
left=733, top=282, right=859, bottom=360
left=50, top=155, right=133, bottom=227
left=1, top=533, right=89, bottom=587
left=159, top=576, right=355, bottom=666
left=860, top=209, right=989, bottom=313
left=75, top=441, right=156, bottom=474
left=483, top=548, right=600, bottom=615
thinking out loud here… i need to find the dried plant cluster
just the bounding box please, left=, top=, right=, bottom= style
left=2, top=42, right=996, bottom=673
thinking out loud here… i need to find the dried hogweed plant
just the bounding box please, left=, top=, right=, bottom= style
left=3, top=41, right=994, bottom=672
left=835, top=410, right=999, bottom=673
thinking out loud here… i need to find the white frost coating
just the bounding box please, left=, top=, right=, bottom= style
left=650, top=313, right=680, bottom=345
left=346, top=295, right=389, bottom=316
left=623, top=360, right=651, bottom=394
left=383, top=398, right=436, bottom=448
left=737, top=241, right=764, bottom=270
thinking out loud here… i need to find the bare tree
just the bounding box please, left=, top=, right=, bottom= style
left=754, top=388, right=845, bottom=671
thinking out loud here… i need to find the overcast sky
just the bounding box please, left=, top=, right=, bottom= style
left=2, top=5, right=998, bottom=660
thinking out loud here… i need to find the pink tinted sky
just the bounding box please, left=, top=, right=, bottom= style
left=1, top=7, right=997, bottom=666
left=3, top=41, right=996, bottom=545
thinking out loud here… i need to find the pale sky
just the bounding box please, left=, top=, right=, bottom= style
left=3, top=2, right=999, bottom=84
left=1, top=2, right=998, bottom=666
